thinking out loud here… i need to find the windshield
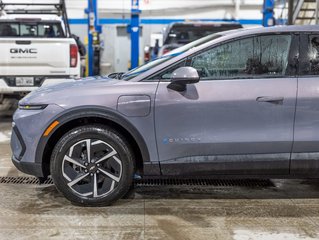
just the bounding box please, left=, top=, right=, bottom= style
left=0, top=21, right=64, bottom=38
left=121, top=33, right=222, bottom=81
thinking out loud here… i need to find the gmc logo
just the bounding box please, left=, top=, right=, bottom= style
left=10, top=48, right=37, bottom=54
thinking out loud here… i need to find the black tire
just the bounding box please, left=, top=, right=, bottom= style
left=50, top=124, right=134, bottom=206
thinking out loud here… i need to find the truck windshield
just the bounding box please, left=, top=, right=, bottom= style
left=0, top=21, right=64, bottom=38
left=121, top=33, right=222, bottom=81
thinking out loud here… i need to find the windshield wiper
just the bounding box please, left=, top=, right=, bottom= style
left=107, top=72, right=124, bottom=79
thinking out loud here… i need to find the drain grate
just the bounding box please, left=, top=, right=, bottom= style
left=135, top=178, right=275, bottom=187
left=0, top=176, right=274, bottom=187
left=0, top=176, right=53, bottom=185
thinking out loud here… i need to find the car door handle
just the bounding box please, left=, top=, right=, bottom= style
left=256, top=96, right=284, bottom=104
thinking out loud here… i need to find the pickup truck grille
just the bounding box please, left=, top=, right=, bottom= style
left=2, top=76, right=70, bottom=87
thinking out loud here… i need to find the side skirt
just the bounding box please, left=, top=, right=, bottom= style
left=159, top=153, right=291, bottom=176
left=290, top=152, right=319, bottom=176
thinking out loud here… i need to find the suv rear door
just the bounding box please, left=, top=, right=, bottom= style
left=154, top=33, right=299, bottom=176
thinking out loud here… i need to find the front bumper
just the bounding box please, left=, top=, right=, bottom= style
left=12, top=155, right=43, bottom=177
left=10, top=104, right=65, bottom=177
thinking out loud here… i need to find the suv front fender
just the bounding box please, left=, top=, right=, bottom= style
left=35, top=106, right=157, bottom=175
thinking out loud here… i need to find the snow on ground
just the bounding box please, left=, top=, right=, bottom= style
left=0, top=131, right=11, bottom=143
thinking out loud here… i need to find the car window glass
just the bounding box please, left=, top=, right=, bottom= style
left=157, top=60, right=186, bottom=79
left=38, top=24, right=62, bottom=37
left=20, top=24, right=38, bottom=37
left=0, top=22, right=64, bottom=37
left=190, top=35, right=292, bottom=80
left=306, top=35, right=319, bottom=75
left=0, top=23, right=19, bottom=36
left=122, top=55, right=176, bottom=81
left=126, top=34, right=223, bottom=81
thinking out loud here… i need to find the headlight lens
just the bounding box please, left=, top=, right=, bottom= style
left=18, top=104, right=48, bottom=110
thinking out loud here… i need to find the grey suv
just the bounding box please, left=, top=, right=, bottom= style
left=11, top=26, right=319, bottom=206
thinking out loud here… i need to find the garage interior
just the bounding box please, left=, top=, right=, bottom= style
left=1, top=0, right=319, bottom=239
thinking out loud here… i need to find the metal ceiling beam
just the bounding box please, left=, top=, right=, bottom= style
left=288, top=0, right=294, bottom=24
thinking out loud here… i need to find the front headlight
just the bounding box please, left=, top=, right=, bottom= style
left=18, top=104, right=48, bottom=110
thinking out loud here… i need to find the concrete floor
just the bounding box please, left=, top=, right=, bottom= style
left=1, top=115, right=319, bottom=240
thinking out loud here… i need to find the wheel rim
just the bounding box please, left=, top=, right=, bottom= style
left=62, top=139, right=122, bottom=198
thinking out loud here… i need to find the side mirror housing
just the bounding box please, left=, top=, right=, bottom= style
left=168, top=67, right=199, bottom=91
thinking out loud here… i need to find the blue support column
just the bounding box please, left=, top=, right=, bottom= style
left=262, top=0, right=275, bottom=27
left=129, top=0, right=141, bottom=69
left=85, top=0, right=101, bottom=76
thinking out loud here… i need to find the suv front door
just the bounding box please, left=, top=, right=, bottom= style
left=154, top=34, right=298, bottom=176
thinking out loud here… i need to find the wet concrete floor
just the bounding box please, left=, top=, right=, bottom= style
left=1, top=115, right=319, bottom=240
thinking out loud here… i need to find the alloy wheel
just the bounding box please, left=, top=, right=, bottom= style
left=61, top=139, right=122, bottom=198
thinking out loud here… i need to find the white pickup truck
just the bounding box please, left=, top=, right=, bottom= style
left=0, top=1, right=80, bottom=109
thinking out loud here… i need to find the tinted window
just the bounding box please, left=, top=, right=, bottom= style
left=0, top=22, right=64, bottom=37
left=190, top=35, right=292, bottom=80
left=306, top=35, right=319, bottom=75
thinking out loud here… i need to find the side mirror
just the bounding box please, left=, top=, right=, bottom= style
left=168, top=67, right=199, bottom=91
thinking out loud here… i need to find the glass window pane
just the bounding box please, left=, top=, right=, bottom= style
left=159, top=61, right=186, bottom=79
left=307, top=35, right=319, bottom=75
left=190, top=35, right=291, bottom=80
left=20, top=24, right=37, bottom=37
left=38, top=24, right=63, bottom=37
left=0, top=23, right=19, bottom=36
left=0, top=22, right=64, bottom=38
left=257, top=35, right=291, bottom=76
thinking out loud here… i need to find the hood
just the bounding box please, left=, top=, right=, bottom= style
left=20, top=76, right=121, bottom=106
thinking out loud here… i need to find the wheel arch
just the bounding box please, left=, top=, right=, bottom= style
left=36, top=106, right=150, bottom=177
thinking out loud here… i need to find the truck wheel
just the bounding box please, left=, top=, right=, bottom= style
left=0, top=97, right=14, bottom=112
left=50, top=125, right=134, bottom=206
